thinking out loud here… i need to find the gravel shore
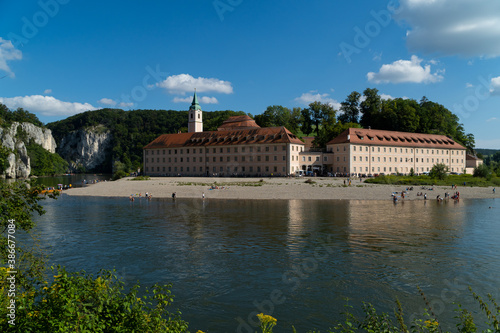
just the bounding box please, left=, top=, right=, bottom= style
left=65, top=177, right=497, bottom=201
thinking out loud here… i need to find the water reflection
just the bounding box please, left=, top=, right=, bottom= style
left=30, top=196, right=499, bottom=332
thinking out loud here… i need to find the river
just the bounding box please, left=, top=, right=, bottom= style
left=27, top=193, right=500, bottom=332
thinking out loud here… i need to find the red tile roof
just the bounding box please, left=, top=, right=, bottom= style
left=327, top=128, right=466, bottom=150
left=217, top=115, right=261, bottom=131
left=144, top=126, right=304, bottom=149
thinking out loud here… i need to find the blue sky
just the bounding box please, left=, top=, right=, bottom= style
left=1, top=0, right=499, bottom=148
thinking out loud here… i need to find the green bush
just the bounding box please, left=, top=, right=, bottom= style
left=0, top=266, right=189, bottom=332
left=473, top=163, right=492, bottom=179
left=112, top=170, right=128, bottom=180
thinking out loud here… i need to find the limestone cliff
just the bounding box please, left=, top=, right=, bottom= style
left=57, top=125, right=113, bottom=172
left=0, top=122, right=57, bottom=178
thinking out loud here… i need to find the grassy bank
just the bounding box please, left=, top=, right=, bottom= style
left=364, top=174, right=500, bottom=187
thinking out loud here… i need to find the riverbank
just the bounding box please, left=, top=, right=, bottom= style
left=64, top=176, right=497, bottom=200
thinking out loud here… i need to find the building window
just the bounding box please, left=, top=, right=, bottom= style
left=283, top=156, right=286, bottom=161
left=274, top=146, right=277, bottom=151
left=180, top=158, right=183, bottom=162
left=227, top=148, right=230, bottom=153
left=308, top=156, right=312, bottom=162
left=274, top=156, right=277, bottom=161
left=250, top=166, right=253, bottom=172
left=157, top=158, right=159, bottom=163
left=227, top=156, right=230, bottom=162
left=250, top=147, right=253, bottom=152
left=282, top=146, right=286, bottom=151
left=274, top=166, right=277, bottom=172
left=235, top=156, right=238, bottom=161
left=266, top=156, right=269, bottom=161
left=354, top=156, right=356, bottom=161
left=257, top=166, right=261, bottom=172
left=187, top=149, right=190, bottom=154
left=354, top=146, right=356, bottom=151
left=378, top=147, right=380, bottom=152
left=169, top=158, right=171, bottom=162
left=187, top=167, right=190, bottom=172
left=163, top=150, right=165, bottom=155
left=257, top=147, right=261, bottom=152
left=258, top=156, right=261, bottom=162
left=266, top=146, right=270, bottom=152
left=163, top=158, right=165, bottom=162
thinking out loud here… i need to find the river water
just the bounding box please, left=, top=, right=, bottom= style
left=30, top=194, right=499, bottom=332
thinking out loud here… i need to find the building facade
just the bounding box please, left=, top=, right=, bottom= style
left=326, top=128, right=467, bottom=176
left=143, top=96, right=468, bottom=177
left=143, top=92, right=305, bottom=177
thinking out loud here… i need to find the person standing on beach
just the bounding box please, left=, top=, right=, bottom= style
left=424, top=193, right=427, bottom=200
left=202, top=192, right=205, bottom=200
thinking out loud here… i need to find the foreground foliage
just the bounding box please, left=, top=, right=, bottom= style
left=0, top=267, right=189, bottom=332
left=253, top=292, right=499, bottom=333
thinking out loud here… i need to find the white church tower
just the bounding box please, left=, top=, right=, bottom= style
left=188, top=90, right=203, bottom=133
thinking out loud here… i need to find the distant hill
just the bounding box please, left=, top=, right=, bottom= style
left=476, top=148, right=500, bottom=157
left=46, top=108, right=248, bottom=173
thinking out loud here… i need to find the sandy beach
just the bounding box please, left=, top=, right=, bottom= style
left=65, top=176, right=497, bottom=201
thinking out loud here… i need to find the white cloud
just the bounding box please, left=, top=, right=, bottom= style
left=156, top=74, right=233, bottom=95
left=380, top=94, right=394, bottom=100
left=396, top=0, right=500, bottom=58
left=117, top=102, right=134, bottom=108
left=367, top=55, right=444, bottom=84
left=487, top=117, right=497, bottom=122
left=465, top=83, right=474, bottom=88
left=294, top=91, right=341, bottom=110
left=98, top=98, right=117, bottom=106
left=44, top=89, right=52, bottom=94
left=0, top=95, right=97, bottom=117
left=173, top=96, right=218, bottom=104
left=490, top=76, right=500, bottom=95
left=0, top=38, right=22, bottom=78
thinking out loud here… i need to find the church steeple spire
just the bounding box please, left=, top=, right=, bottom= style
left=188, top=89, right=203, bottom=132
left=190, top=89, right=202, bottom=111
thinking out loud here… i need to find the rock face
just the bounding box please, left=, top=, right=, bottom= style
left=0, top=122, right=57, bottom=178
left=57, top=126, right=113, bottom=172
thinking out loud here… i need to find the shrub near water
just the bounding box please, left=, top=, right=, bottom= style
left=0, top=266, right=189, bottom=332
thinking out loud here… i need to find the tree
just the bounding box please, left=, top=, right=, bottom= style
left=300, top=108, right=313, bottom=136
left=0, top=181, right=58, bottom=291
left=473, top=163, right=491, bottom=179
left=308, top=101, right=323, bottom=135
left=338, top=91, right=361, bottom=124
left=429, top=163, right=449, bottom=180
left=254, top=105, right=299, bottom=133
left=360, top=88, right=382, bottom=128
left=0, top=145, right=11, bottom=174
